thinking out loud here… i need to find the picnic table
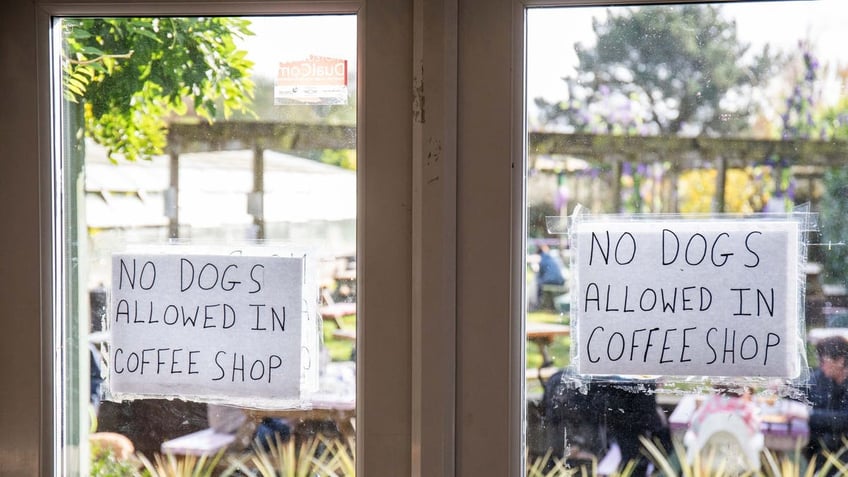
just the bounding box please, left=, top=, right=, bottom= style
left=526, top=322, right=571, bottom=366
left=249, top=361, right=356, bottom=436
left=332, top=328, right=356, bottom=342
left=161, top=363, right=357, bottom=456
left=161, top=396, right=356, bottom=456
left=320, top=302, right=357, bottom=328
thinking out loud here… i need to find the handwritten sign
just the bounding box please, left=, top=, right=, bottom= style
left=572, top=219, right=801, bottom=378
left=109, top=253, right=309, bottom=404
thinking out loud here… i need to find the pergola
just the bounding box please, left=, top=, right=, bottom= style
left=161, top=122, right=848, bottom=235
left=165, top=122, right=355, bottom=239
left=530, top=132, right=848, bottom=213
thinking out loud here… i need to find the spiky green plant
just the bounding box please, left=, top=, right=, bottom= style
left=318, top=434, right=355, bottom=476
left=640, top=436, right=725, bottom=477
left=227, top=434, right=340, bottom=477
left=639, top=435, right=848, bottom=477
left=525, top=448, right=648, bottom=477
left=136, top=450, right=225, bottom=477
left=526, top=448, right=576, bottom=477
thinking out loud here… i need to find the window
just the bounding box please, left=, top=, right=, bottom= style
left=525, top=1, right=848, bottom=474
left=57, top=14, right=359, bottom=474
left=5, top=0, right=848, bottom=476
left=4, top=1, right=413, bottom=476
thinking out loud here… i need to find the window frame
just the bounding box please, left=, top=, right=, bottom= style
left=454, top=1, right=524, bottom=474
left=1, top=0, right=414, bottom=475
left=454, top=1, right=766, bottom=475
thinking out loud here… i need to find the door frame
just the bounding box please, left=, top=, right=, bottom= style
left=2, top=0, right=418, bottom=475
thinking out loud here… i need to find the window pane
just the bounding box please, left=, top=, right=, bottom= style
left=57, top=15, right=357, bottom=475
left=526, top=1, right=848, bottom=474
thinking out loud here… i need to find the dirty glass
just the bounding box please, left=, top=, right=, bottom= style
left=56, top=15, right=357, bottom=476
left=525, top=1, right=848, bottom=474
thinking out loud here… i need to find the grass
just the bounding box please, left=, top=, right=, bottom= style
left=323, top=314, right=356, bottom=362
left=526, top=310, right=571, bottom=370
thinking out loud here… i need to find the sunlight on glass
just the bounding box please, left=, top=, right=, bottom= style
left=58, top=15, right=357, bottom=476
left=525, top=2, right=848, bottom=475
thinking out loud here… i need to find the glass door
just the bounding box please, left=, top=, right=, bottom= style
left=524, top=1, right=848, bottom=475
left=53, top=11, right=369, bottom=476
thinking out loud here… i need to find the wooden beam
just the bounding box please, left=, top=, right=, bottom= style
left=529, top=132, right=848, bottom=169
left=167, top=122, right=355, bottom=154
left=612, top=159, right=622, bottom=213
left=168, top=151, right=179, bottom=239
left=714, top=156, right=727, bottom=213
left=252, top=146, right=265, bottom=240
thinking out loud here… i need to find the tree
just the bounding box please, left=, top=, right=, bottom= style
left=767, top=40, right=848, bottom=285
left=62, top=17, right=255, bottom=161
left=537, top=5, right=780, bottom=137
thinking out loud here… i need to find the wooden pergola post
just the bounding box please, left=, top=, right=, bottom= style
left=666, top=164, right=680, bottom=214
left=612, top=158, right=623, bottom=213
left=714, top=155, right=727, bottom=213
left=251, top=145, right=265, bottom=240
left=168, top=151, right=180, bottom=239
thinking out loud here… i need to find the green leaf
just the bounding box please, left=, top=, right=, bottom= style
left=133, top=27, right=163, bottom=43
left=66, top=16, right=256, bottom=160
left=66, top=76, right=87, bottom=91
left=68, top=29, right=92, bottom=40
left=79, top=46, right=107, bottom=56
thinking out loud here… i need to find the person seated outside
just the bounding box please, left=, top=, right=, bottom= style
left=801, top=335, right=848, bottom=471
left=90, top=344, right=104, bottom=412
left=535, top=243, right=566, bottom=308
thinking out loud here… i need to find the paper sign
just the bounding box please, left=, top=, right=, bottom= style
left=572, top=219, right=801, bottom=378
left=109, top=253, right=306, bottom=403
left=274, top=55, right=348, bottom=105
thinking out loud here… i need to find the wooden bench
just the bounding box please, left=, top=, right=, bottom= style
left=160, top=428, right=236, bottom=456
left=320, top=302, right=357, bottom=328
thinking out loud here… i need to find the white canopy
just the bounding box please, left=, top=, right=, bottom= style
left=84, top=141, right=356, bottom=229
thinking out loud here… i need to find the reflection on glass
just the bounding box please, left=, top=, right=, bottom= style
left=58, top=15, right=356, bottom=475
left=526, top=2, right=848, bottom=474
